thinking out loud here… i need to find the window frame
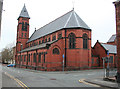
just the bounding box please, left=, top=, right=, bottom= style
left=83, top=33, right=88, bottom=49
left=68, top=33, right=76, bottom=49
left=53, top=48, right=60, bottom=55
left=38, top=53, right=41, bottom=63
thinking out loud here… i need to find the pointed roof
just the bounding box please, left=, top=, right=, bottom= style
left=108, top=34, right=116, bottom=42
left=18, top=4, right=30, bottom=19
left=101, top=43, right=117, bottom=54
left=27, top=10, right=91, bottom=43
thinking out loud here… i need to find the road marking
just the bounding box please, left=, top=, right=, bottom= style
left=87, top=73, right=94, bottom=75
left=4, top=72, right=29, bottom=89
left=79, top=79, right=100, bottom=87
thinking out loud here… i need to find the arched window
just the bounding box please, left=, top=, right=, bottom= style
left=53, top=48, right=60, bottom=55
left=33, top=53, right=36, bottom=63
left=38, top=53, right=41, bottom=63
left=68, top=33, right=76, bottom=49
left=22, top=22, right=24, bottom=30
left=83, top=33, right=88, bottom=49
left=25, top=22, right=27, bottom=31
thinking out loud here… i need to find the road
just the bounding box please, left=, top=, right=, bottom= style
left=1, top=64, right=111, bottom=88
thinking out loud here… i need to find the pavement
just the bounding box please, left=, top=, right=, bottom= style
left=85, top=77, right=119, bottom=89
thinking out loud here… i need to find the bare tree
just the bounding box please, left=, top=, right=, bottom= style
left=1, top=45, right=14, bottom=64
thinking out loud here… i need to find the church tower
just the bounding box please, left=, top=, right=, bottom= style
left=16, top=4, right=30, bottom=53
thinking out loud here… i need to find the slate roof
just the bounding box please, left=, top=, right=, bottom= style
left=107, top=34, right=116, bottom=42
left=18, top=4, right=30, bottom=19
left=21, top=40, right=57, bottom=52
left=27, top=9, right=91, bottom=43
left=101, top=43, right=117, bottom=54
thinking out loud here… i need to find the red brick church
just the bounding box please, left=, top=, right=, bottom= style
left=15, top=5, right=92, bottom=71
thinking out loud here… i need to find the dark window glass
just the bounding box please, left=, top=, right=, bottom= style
left=92, top=59, right=94, bottom=64
left=39, top=41, right=41, bottom=45
left=53, top=48, right=60, bottom=55
left=33, top=53, right=36, bottom=63
left=24, top=55, right=26, bottom=62
left=48, top=37, right=50, bottom=42
left=83, top=34, right=88, bottom=49
left=22, top=33, right=23, bottom=38
left=42, top=40, right=44, bottom=43
left=38, top=53, right=41, bottom=63
left=45, top=38, right=47, bottom=43
left=25, top=33, right=27, bottom=38
left=52, top=35, right=56, bottom=41
left=22, top=22, right=24, bottom=31
left=25, top=22, right=27, bottom=31
left=28, top=54, right=30, bottom=62
left=68, top=33, right=76, bottom=49
left=43, top=53, right=46, bottom=63
left=58, top=33, right=62, bottom=40
left=36, top=42, right=38, bottom=45
left=22, top=22, right=27, bottom=31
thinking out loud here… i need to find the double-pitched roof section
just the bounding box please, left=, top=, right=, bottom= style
left=18, top=4, right=30, bottom=19
left=27, top=9, right=91, bottom=43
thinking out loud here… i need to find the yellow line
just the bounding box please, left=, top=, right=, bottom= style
left=79, top=79, right=100, bottom=87
left=4, top=72, right=29, bottom=89
left=14, top=78, right=26, bottom=89
left=16, top=79, right=29, bottom=89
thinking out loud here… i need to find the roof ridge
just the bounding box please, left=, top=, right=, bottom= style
left=74, top=11, right=80, bottom=26
left=112, top=34, right=116, bottom=36
left=101, top=43, right=116, bottom=46
left=36, top=9, right=74, bottom=31
left=64, top=11, right=73, bottom=28
left=28, top=9, right=91, bottom=43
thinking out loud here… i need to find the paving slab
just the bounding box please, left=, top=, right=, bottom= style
left=85, top=78, right=119, bottom=89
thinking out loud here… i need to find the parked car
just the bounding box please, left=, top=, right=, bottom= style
left=7, top=64, right=15, bottom=67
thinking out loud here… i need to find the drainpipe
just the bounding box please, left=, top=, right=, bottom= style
left=65, top=29, right=67, bottom=67
left=26, top=51, right=28, bottom=69
left=35, top=49, right=37, bottom=70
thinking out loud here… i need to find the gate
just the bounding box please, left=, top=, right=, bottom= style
left=102, top=56, right=117, bottom=78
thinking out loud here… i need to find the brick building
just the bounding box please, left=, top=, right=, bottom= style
left=15, top=5, right=92, bottom=71
left=107, top=34, right=117, bottom=45
left=92, top=39, right=117, bottom=68
left=113, top=0, right=120, bottom=83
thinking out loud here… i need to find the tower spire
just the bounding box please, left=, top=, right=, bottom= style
left=18, top=4, right=30, bottom=19
left=72, top=0, right=75, bottom=11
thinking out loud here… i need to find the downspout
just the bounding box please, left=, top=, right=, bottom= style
left=65, top=29, right=67, bottom=67
left=35, top=49, right=37, bottom=70
left=26, top=51, right=28, bottom=69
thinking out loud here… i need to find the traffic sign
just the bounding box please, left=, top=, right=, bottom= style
left=62, top=54, right=64, bottom=58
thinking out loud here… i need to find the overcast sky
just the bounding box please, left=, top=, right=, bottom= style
left=0, top=0, right=116, bottom=51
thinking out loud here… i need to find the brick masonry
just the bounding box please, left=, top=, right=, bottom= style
left=15, top=16, right=92, bottom=71
left=114, top=1, right=120, bottom=72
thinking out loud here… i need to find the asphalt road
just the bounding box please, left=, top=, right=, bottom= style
left=1, top=64, right=112, bottom=88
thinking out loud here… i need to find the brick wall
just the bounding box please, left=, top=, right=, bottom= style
left=114, top=1, right=120, bottom=72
